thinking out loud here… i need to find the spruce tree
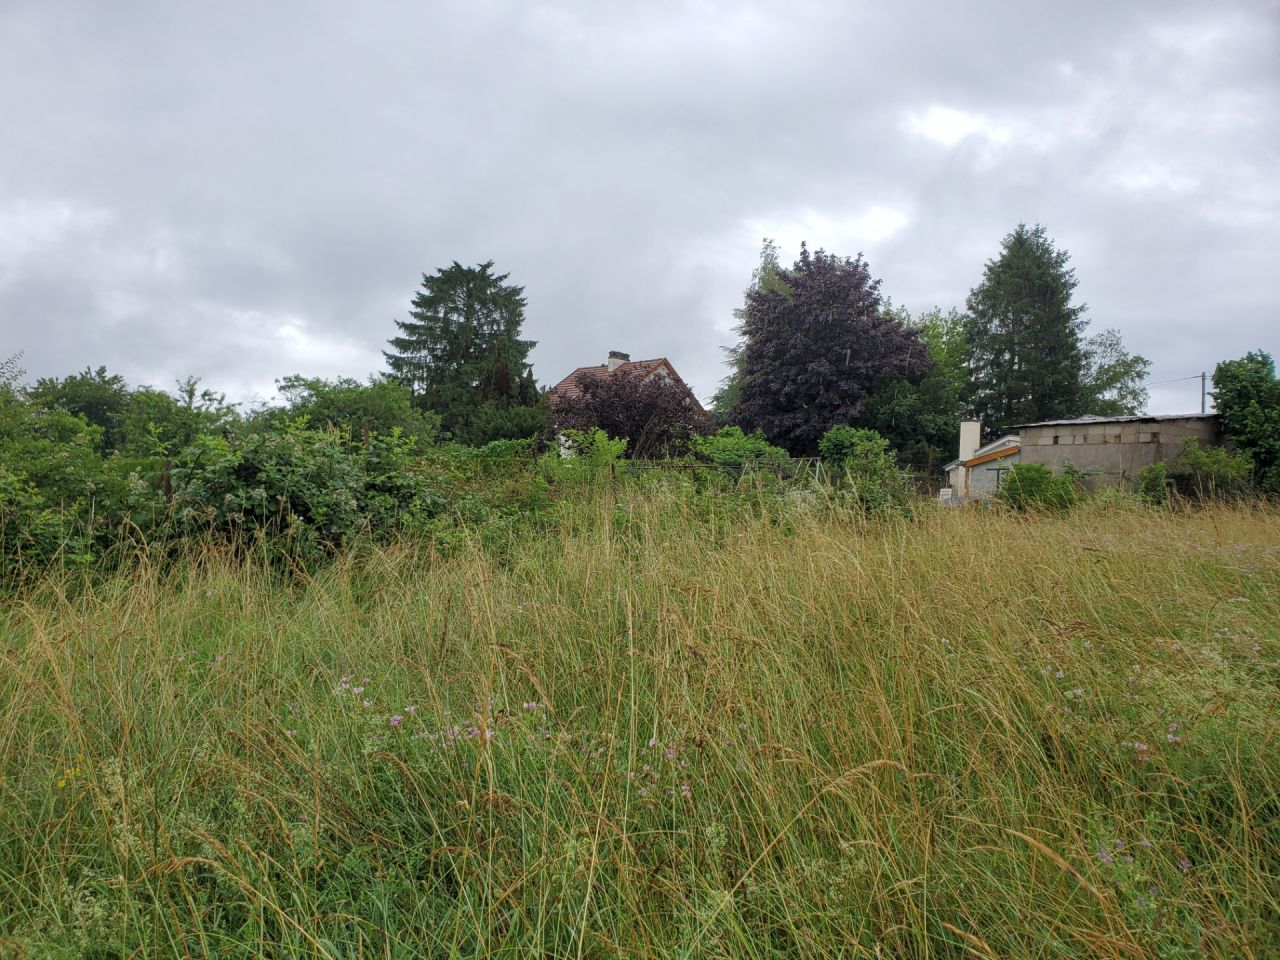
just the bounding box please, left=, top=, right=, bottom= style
left=963, top=223, right=1088, bottom=434
left=384, top=261, right=538, bottom=442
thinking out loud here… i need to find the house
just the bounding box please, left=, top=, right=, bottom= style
left=941, top=420, right=1020, bottom=501
left=1017, top=413, right=1220, bottom=482
left=941, top=412, right=1222, bottom=501
left=548, top=350, right=707, bottom=417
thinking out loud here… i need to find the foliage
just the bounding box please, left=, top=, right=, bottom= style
left=26, top=366, right=132, bottom=453
left=863, top=303, right=967, bottom=471
left=818, top=426, right=907, bottom=512
left=0, top=390, right=158, bottom=572
left=274, top=374, right=440, bottom=448
left=465, top=397, right=548, bottom=444
left=24, top=369, right=238, bottom=457
left=549, top=427, right=628, bottom=482
left=0, top=351, right=24, bottom=392
left=964, top=223, right=1090, bottom=435
left=690, top=425, right=788, bottom=469
left=168, top=422, right=443, bottom=560
left=384, top=261, right=538, bottom=444
left=997, top=462, right=1080, bottom=511
left=121, top=377, right=239, bottom=456
left=1133, top=461, right=1171, bottom=505
left=1080, top=328, right=1151, bottom=417
left=552, top=366, right=710, bottom=459
left=1212, top=350, right=1280, bottom=493
left=733, top=244, right=931, bottom=455
left=1163, top=437, right=1254, bottom=500
left=711, top=238, right=792, bottom=424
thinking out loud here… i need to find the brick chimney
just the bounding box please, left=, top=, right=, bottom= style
left=607, top=350, right=630, bottom=372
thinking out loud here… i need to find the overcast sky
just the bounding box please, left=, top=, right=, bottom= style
left=3, top=0, right=1277, bottom=416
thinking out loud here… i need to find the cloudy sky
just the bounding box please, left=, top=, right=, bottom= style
left=2, top=0, right=1277, bottom=415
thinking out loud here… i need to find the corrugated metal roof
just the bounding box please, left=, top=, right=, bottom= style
left=1016, top=413, right=1218, bottom=428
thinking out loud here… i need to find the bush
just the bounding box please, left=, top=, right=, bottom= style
left=998, top=463, right=1079, bottom=511
left=818, top=426, right=906, bottom=513
left=1164, top=438, right=1253, bottom=500
left=547, top=428, right=627, bottom=485
left=168, top=421, right=443, bottom=560
left=1133, top=462, right=1171, bottom=505
left=690, top=426, right=788, bottom=470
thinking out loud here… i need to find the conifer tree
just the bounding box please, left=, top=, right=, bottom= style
left=384, top=261, right=538, bottom=442
left=963, top=223, right=1088, bottom=434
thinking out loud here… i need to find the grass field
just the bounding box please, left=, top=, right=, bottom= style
left=1, top=487, right=1278, bottom=958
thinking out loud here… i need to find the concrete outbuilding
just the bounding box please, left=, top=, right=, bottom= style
left=1016, top=413, right=1221, bottom=484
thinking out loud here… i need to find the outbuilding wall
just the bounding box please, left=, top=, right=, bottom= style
left=1018, top=417, right=1221, bottom=483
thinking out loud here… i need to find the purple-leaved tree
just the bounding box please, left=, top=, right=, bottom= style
left=733, top=244, right=930, bottom=455
left=553, top=369, right=710, bottom=459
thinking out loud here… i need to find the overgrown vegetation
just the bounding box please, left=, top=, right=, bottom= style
left=1, top=488, right=1277, bottom=958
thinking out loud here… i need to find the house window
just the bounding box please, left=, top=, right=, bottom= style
left=1052, top=435, right=1060, bottom=445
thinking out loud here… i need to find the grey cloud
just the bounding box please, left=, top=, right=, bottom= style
left=2, top=0, right=1276, bottom=416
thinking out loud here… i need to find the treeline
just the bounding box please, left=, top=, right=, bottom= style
left=4, top=224, right=1277, bottom=577
left=712, top=224, right=1154, bottom=467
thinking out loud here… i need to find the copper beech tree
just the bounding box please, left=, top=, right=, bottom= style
left=552, top=370, right=710, bottom=459
left=733, top=244, right=930, bottom=455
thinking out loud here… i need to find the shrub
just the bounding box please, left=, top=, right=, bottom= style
left=274, top=374, right=439, bottom=450
left=167, top=421, right=443, bottom=560
left=690, top=426, right=788, bottom=470
left=998, top=463, right=1079, bottom=511
left=818, top=426, right=906, bottom=513
left=1164, top=438, right=1253, bottom=500
left=1133, top=462, right=1171, bottom=505
left=547, top=428, right=627, bottom=485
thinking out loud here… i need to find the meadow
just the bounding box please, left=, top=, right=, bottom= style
left=1, top=483, right=1277, bottom=958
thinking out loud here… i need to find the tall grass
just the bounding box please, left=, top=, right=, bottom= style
left=1, top=488, right=1277, bottom=957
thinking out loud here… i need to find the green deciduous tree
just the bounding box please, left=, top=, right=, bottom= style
left=26, top=366, right=131, bottom=453
left=863, top=304, right=968, bottom=471
left=964, top=223, right=1089, bottom=434
left=1212, top=350, right=1280, bottom=493
left=384, top=261, right=539, bottom=443
left=1080, top=328, right=1151, bottom=417
left=275, top=374, right=439, bottom=449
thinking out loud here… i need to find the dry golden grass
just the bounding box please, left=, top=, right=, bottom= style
left=1, top=488, right=1277, bottom=957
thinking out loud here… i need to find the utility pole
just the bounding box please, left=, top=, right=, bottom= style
left=1200, top=371, right=1207, bottom=414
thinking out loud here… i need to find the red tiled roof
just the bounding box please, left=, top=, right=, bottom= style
left=548, top=358, right=668, bottom=402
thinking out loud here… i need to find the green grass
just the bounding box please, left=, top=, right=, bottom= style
left=1, top=487, right=1278, bottom=957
